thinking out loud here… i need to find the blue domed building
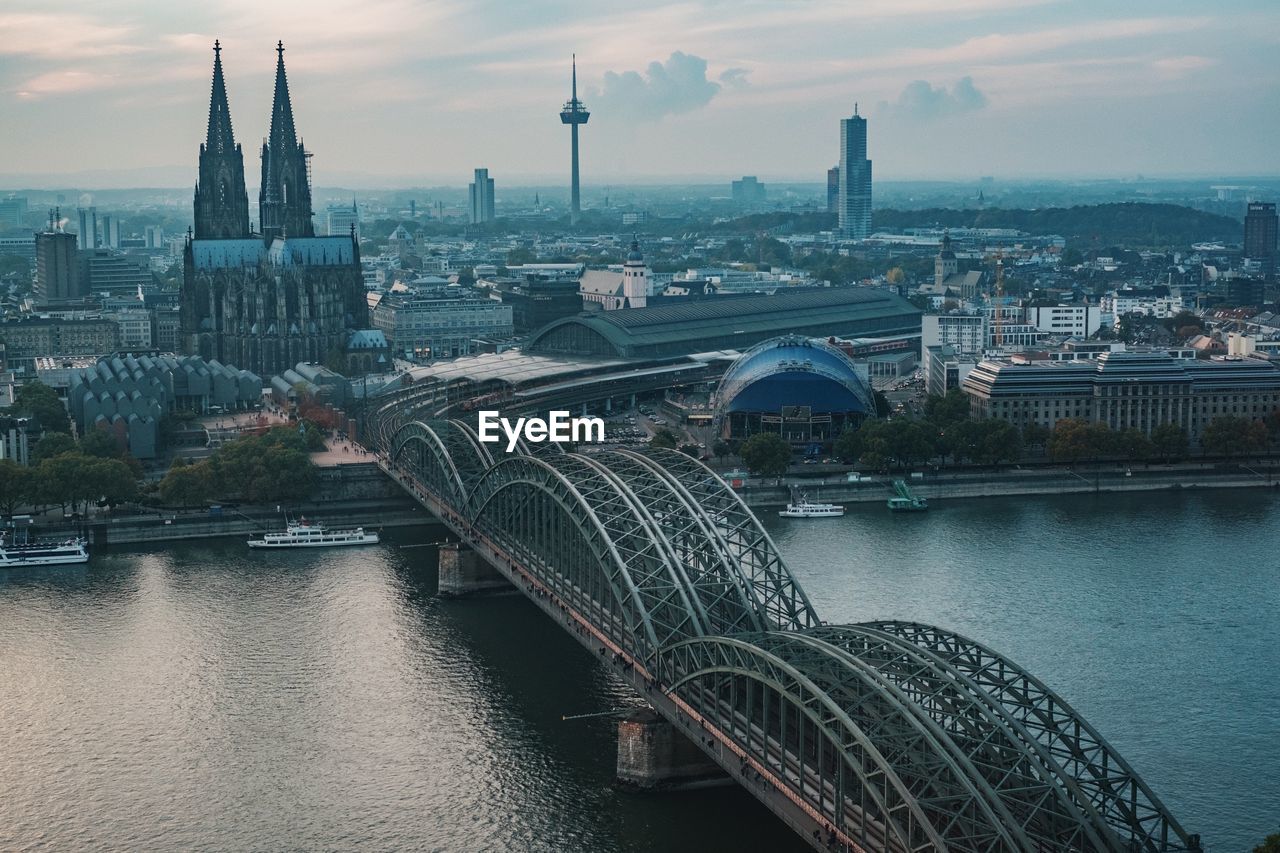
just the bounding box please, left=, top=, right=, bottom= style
left=714, top=336, right=875, bottom=445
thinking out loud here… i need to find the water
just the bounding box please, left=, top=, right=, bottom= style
left=1, top=490, right=1277, bottom=851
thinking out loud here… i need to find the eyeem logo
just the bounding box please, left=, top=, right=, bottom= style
left=477, top=410, right=604, bottom=452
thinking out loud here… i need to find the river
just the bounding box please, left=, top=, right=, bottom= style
left=1, top=489, right=1276, bottom=851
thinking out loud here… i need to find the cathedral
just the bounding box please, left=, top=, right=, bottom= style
left=181, top=41, right=368, bottom=378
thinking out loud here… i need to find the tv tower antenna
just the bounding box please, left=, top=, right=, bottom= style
left=560, top=54, right=590, bottom=226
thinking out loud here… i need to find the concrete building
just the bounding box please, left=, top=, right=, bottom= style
left=0, top=415, right=33, bottom=466
left=0, top=316, right=119, bottom=369
left=923, top=313, right=987, bottom=358
left=76, top=206, right=98, bottom=250
left=731, top=176, right=766, bottom=205
left=109, top=308, right=155, bottom=350
left=326, top=201, right=360, bottom=239
left=144, top=225, right=165, bottom=249
left=1244, top=201, right=1277, bottom=281
left=371, top=290, right=514, bottom=361
left=1025, top=304, right=1102, bottom=339
left=0, top=196, right=28, bottom=229
left=963, top=350, right=1280, bottom=443
left=837, top=107, right=872, bottom=240
left=1100, top=288, right=1183, bottom=326
left=494, top=276, right=584, bottom=333
left=80, top=249, right=153, bottom=296
left=100, top=214, right=121, bottom=249
left=34, top=227, right=82, bottom=305
left=924, top=344, right=976, bottom=397
left=468, top=169, right=495, bottom=224
left=826, top=167, right=839, bottom=213
left=0, top=235, right=36, bottom=266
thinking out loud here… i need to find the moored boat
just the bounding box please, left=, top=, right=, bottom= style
left=247, top=518, right=379, bottom=549
left=0, top=533, right=90, bottom=568
left=778, top=493, right=845, bottom=518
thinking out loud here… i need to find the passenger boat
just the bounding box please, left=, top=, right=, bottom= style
left=247, top=518, right=380, bottom=549
left=778, top=494, right=845, bottom=518
left=0, top=533, right=90, bottom=568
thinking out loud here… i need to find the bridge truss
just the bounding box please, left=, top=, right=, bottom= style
left=375, top=409, right=1197, bottom=853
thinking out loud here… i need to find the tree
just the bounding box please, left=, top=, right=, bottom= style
left=923, top=389, right=970, bottom=426
left=1253, top=833, right=1280, bottom=853
left=649, top=429, right=678, bottom=450
left=86, top=458, right=140, bottom=507
left=0, top=459, right=33, bottom=516
left=712, top=439, right=732, bottom=461
left=1150, top=423, right=1188, bottom=462
left=1201, top=416, right=1268, bottom=458
left=1048, top=418, right=1112, bottom=464
left=1114, top=428, right=1154, bottom=461
left=10, top=380, right=70, bottom=433
left=79, top=427, right=122, bottom=459
left=1060, top=247, right=1083, bottom=267
left=1021, top=422, right=1050, bottom=452
left=159, top=459, right=213, bottom=508
left=975, top=420, right=1021, bottom=466
left=31, top=432, right=76, bottom=462
left=739, top=432, right=792, bottom=478
left=873, top=391, right=891, bottom=418
left=833, top=428, right=862, bottom=464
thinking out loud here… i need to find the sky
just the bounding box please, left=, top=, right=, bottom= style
left=1, top=0, right=1278, bottom=188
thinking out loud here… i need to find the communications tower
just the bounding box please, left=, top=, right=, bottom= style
left=559, top=55, right=589, bottom=226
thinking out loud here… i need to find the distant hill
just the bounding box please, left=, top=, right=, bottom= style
left=871, top=203, right=1241, bottom=248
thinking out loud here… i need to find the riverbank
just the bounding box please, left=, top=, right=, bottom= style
left=732, top=460, right=1280, bottom=507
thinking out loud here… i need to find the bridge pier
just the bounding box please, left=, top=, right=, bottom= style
left=615, top=709, right=727, bottom=791
left=437, top=542, right=511, bottom=597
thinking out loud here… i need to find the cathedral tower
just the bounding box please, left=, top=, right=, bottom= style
left=259, top=41, right=314, bottom=243
left=193, top=41, right=251, bottom=239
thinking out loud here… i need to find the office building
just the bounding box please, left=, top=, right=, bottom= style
left=35, top=221, right=83, bottom=305
left=469, top=168, right=495, bottom=224
left=371, top=290, right=513, bottom=361
left=924, top=344, right=977, bottom=397
left=963, top=350, right=1280, bottom=443
left=1025, top=304, right=1102, bottom=338
left=923, top=313, right=987, bottom=357
left=837, top=106, right=872, bottom=240
left=1244, top=202, right=1277, bottom=281
left=826, top=167, right=839, bottom=213
left=80, top=249, right=153, bottom=296
left=0, top=196, right=28, bottom=229
left=100, top=214, right=121, bottom=249
left=0, top=235, right=36, bottom=265
left=0, top=415, right=33, bottom=466
left=731, top=176, right=766, bottom=205
left=144, top=225, right=165, bottom=249
left=0, top=316, right=119, bottom=369
left=326, top=201, right=360, bottom=238
left=495, top=276, right=583, bottom=333
left=76, top=206, right=98, bottom=250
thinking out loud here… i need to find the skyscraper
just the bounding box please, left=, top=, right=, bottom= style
left=559, top=55, right=589, bottom=225
left=837, top=106, right=871, bottom=240
left=35, top=210, right=82, bottom=305
left=194, top=40, right=251, bottom=240
left=469, top=168, right=495, bottom=224
left=1244, top=202, right=1278, bottom=281
left=259, top=41, right=314, bottom=243
left=826, top=167, right=840, bottom=213
left=76, top=206, right=98, bottom=250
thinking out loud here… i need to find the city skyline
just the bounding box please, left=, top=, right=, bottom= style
left=2, top=0, right=1279, bottom=188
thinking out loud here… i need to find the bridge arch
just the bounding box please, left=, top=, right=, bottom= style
left=390, top=420, right=469, bottom=508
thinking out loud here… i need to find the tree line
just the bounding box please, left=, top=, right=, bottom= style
left=157, top=425, right=323, bottom=508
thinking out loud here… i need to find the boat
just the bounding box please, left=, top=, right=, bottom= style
left=247, top=518, right=380, bottom=549
left=778, top=492, right=845, bottom=518
left=887, top=479, right=928, bottom=512
left=0, top=532, right=90, bottom=568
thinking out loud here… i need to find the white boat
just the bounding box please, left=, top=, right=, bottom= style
left=778, top=497, right=845, bottom=518
left=247, top=518, right=380, bottom=549
left=0, top=533, right=90, bottom=568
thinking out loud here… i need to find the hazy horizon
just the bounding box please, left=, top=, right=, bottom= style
left=3, top=1, right=1278, bottom=191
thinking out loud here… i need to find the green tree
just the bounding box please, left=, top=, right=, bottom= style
left=1201, top=416, right=1268, bottom=458
left=79, top=427, right=122, bottom=459
left=649, top=429, right=678, bottom=450
left=712, top=439, right=732, bottom=461
left=1021, top=422, right=1050, bottom=452
left=975, top=420, right=1022, bottom=466
left=833, top=428, right=862, bottom=464
left=31, top=432, right=76, bottom=462
left=1048, top=418, right=1113, bottom=464
left=1150, top=423, right=1189, bottom=462
left=1115, top=428, right=1154, bottom=461
left=0, top=459, right=33, bottom=516
left=1252, top=832, right=1280, bottom=853
left=1060, top=247, right=1083, bottom=267
left=10, top=380, right=70, bottom=433
left=159, top=459, right=213, bottom=508
left=873, top=391, right=891, bottom=418
left=739, top=432, right=792, bottom=477
left=86, top=458, right=140, bottom=507
left=923, top=389, right=970, bottom=426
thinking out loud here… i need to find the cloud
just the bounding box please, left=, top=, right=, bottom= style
left=719, top=67, right=750, bottom=90
left=596, top=52, right=723, bottom=120
left=878, top=76, right=988, bottom=119
left=13, top=70, right=117, bottom=101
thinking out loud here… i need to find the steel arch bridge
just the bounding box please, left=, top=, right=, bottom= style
left=373, top=410, right=1198, bottom=853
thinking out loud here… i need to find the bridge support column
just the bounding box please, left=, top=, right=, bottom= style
left=615, top=709, right=727, bottom=791
left=437, top=543, right=510, bottom=597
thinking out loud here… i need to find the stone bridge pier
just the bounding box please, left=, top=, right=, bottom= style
left=615, top=709, right=726, bottom=791
left=437, top=542, right=511, bottom=597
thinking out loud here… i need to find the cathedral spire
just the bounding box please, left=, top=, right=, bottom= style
left=193, top=39, right=250, bottom=239
left=206, top=40, right=235, bottom=153
left=268, top=40, right=298, bottom=151
left=260, top=40, right=314, bottom=243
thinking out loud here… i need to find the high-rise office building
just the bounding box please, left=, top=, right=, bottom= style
left=34, top=212, right=83, bottom=305
left=837, top=106, right=872, bottom=240
left=326, top=200, right=360, bottom=237
left=1244, top=202, right=1277, bottom=281
left=76, top=206, right=98, bottom=249
left=731, top=176, right=766, bottom=205
left=468, top=168, right=495, bottom=224
left=826, top=167, right=839, bottom=213
left=144, top=225, right=165, bottom=249
left=0, top=196, right=28, bottom=229
left=101, top=214, right=121, bottom=249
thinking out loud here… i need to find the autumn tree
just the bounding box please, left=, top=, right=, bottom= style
left=738, top=432, right=792, bottom=477
left=1201, top=416, right=1268, bottom=458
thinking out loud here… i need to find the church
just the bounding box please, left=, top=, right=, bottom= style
left=181, top=42, right=368, bottom=378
